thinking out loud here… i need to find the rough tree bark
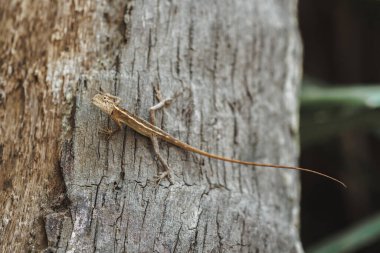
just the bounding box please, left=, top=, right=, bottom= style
left=0, top=0, right=303, bottom=252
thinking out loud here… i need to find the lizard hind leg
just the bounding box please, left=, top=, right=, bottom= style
left=149, top=87, right=174, bottom=184
left=150, top=136, right=173, bottom=185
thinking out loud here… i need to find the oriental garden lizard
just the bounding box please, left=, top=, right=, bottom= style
left=92, top=91, right=346, bottom=188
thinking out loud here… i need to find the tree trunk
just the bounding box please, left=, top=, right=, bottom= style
left=0, top=0, right=303, bottom=252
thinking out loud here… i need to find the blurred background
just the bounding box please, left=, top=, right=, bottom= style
left=298, top=0, right=380, bottom=252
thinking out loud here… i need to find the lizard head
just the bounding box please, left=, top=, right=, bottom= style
left=92, top=93, right=118, bottom=115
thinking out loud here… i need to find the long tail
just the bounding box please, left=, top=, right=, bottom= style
left=164, top=137, right=346, bottom=188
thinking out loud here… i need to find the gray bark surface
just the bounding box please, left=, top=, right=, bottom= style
left=0, top=0, right=303, bottom=252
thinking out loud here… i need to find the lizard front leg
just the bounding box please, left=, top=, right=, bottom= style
left=149, top=88, right=173, bottom=184
left=99, top=116, right=123, bottom=140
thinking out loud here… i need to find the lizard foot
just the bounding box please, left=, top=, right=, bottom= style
left=153, top=171, right=173, bottom=185
left=98, top=127, right=114, bottom=139
left=154, top=86, right=173, bottom=106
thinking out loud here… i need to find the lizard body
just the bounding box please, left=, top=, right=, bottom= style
left=92, top=92, right=346, bottom=188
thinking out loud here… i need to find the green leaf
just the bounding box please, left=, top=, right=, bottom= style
left=308, top=212, right=380, bottom=253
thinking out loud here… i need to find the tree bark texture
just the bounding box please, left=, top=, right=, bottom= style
left=0, top=0, right=303, bottom=252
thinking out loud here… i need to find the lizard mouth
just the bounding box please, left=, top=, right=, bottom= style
left=91, top=96, right=102, bottom=109
left=91, top=97, right=98, bottom=105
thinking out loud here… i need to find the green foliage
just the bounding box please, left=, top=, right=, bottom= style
left=300, top=83, right=380, bottom=147
left=301, top=82, right=380, bottom=252
left=308, top=213, right=380, bottom=253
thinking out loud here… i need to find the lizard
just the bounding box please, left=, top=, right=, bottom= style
left=91, top=90, right=346, bottom=188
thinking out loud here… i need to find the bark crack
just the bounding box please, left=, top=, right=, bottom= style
left=172, top=223, right=182, bottom=252
left=176, top=37, right=181, bottom=76
left=90, top=176, right=105, bottom=228
left=147, top=28, right=153, bottom=69
left=188, top=12, right=194, bottom=80
left=216, top=206, right=223, bottom=250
